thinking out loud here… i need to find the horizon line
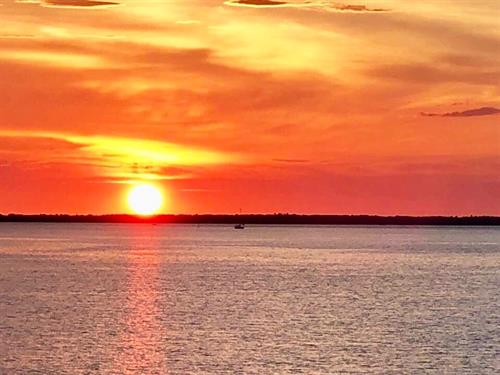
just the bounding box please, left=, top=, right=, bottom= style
left=1, top=213, right=499, bottom=217
left=1, top=213, right=499, bottom=226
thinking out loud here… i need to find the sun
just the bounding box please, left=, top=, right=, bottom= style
left=127, top=183, right=164, bottom=216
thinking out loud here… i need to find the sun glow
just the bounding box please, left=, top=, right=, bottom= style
left=127, top=184, right=164, bottom=216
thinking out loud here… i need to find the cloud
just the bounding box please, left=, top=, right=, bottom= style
left=16, top=0, right=120, bottom=8
left=0, top=34, right=36, bottom=39
left=224, top=1, right=389, bottom=12
left=331, top=3, right=387, bottom=12
left=225, top=0, right=287, bottom=7
left=0, top=130, right=240, bottom=183
left=273, top=158, right=310, bottom=163
left=421, top=107, right=500, bottom=117
left=0, top=40, right=414, bottom=161
left=175, top=20, right=201, bottom=25
left=368, top=63, right=500, bottom=86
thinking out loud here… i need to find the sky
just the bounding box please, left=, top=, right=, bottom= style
left=0, top=0, right=499, bottom=215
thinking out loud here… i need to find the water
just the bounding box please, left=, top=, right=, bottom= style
left=0, top=224, right=498, bottom=374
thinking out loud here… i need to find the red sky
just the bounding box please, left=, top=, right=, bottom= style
left=0, top=0, right=499, bottom=215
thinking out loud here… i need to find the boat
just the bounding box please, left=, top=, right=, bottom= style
left=234, top=208, right=245, bottom=229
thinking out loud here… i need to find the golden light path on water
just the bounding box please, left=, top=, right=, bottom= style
left=115, top=226, right=165, bottom=373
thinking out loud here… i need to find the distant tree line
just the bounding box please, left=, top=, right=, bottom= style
left=0, top=214, right=498, bottom=225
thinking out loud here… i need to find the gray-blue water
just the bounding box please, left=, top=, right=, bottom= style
left=0, top=224, right=499, bottom=374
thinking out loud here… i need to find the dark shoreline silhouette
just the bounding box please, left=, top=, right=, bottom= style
left=0, top=214, right=498, bottom=225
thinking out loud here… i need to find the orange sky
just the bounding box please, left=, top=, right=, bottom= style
left=0, top=0, right=499, bottom=215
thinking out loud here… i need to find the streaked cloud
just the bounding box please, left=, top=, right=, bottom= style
left=16, top=0, right=120, bottom=8
left=421, top=107, right=500, bottom=117
left=330, top=3, right=388, bottom=12
left=368, top=64, right=500, bottom=85
left=0, top=130, right=241, bottom=183
left=224, top=0, right=287, bottom=7
left=0, top=50, right=106, bottom=68
left=0, top=34, right=36, bottom=39
left=224, top=0, right=389, bottom=12
left=273, top=159, right=310, bottom=163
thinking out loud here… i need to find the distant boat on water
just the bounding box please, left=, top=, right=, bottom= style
left=234, top=208, right=245, bottom=229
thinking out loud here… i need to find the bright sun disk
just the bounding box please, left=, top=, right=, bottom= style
left=127, top=184, right=164, bottom=216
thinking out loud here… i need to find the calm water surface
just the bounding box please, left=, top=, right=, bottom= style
left=0, top=224, right=499, bottom=374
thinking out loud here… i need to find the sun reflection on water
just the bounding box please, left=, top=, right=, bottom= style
left=115, top=226, right=166, bottom=374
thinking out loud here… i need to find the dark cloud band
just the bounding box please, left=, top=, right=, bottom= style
left=421, top=107, right=500, bottom=117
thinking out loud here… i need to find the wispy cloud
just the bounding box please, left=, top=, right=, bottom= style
left=0, top=34, right=36, bottom=39
left=0, top=130, right=241, bottom=182
left=330, top=3, right=388, bottom=12
left=225, top=0, right=287, bottom=6
left=421, top=107, right=500, bottom=117
left=273, top=158, right=310, bottom=163
left=224, top=1, right=389, bottom=12
left=16, top=0, right=120, bottom=9
left=368, top=64, right=500, bottom=85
